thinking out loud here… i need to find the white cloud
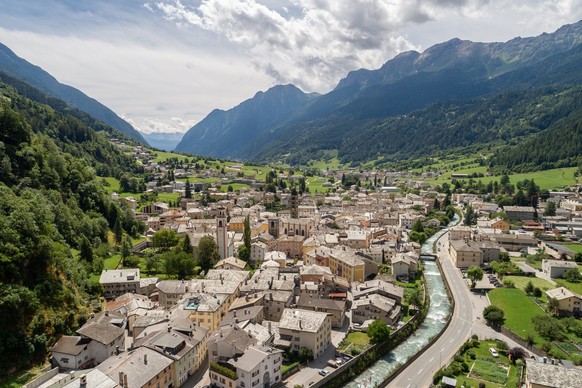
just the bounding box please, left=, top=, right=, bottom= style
left=152, top=0, right=582, bottom=94
left=151, top=0, right=430, bottom=92
left=1, top=0, right=580, bottom=136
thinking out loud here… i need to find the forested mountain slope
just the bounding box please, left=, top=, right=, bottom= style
left=0, top=43, right=148, bottom=145
left=0, top=81, right=144, bottom=373
left=251, top=43, right=582, bottom=166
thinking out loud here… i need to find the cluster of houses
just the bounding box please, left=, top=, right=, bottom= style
left=447, top=192, right=582, bottom=316
left=44, top=156, right=582, bottom=387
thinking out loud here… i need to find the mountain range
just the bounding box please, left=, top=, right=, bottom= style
left=0, top=43, right=148, bottom=145
left=175, top=20, right=582, bottom=167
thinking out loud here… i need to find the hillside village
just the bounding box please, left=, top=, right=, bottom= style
left=25, top=142, right=582, bottom=388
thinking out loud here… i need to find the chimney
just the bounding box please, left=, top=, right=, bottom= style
left=123, top=374, right=128, bottom=387
left=80, top=374, right=87, bottom=387
left=119, top=372, right=125, bottom=387
left=245, top=294, right=249, bottom=302
left=299, top=320, right=302, bottom=330
left=115, top=345, right=120, bottom=355
left=268, top=321, right=272, bottom=333
left=270, top=292, right=273, bottom=300
left=144, top=354, right=148, bottom=365
left=233, top=310, right=237, bottom=317
left=168, top=325, right=171, bottom=333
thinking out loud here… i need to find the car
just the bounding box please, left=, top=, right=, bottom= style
left=319, top=369, right=329, bottom=377
left=341, top=356, right=351, bottom=362
left=353, top=323, right=361, bottom=328
left=489, top=348, right=499, bottom=357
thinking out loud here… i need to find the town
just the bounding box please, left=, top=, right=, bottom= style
left=26, top=143, right=582, bottom=388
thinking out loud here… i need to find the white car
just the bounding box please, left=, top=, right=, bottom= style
left=489, top=347, right=499, bottom=358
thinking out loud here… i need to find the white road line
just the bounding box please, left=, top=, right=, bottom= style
left=429, top=357, right=434, bottom=362
left=417, top=368, right=424, bottom=375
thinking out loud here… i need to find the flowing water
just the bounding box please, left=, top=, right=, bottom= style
left=345, top=215, right=459, bottom=387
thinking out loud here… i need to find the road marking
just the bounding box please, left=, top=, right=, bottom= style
left=449, top=338, right=454, bottom=343
left=441, top=347, right=447, bottom=352
left=417, top=368, right=424, bottom=375
left=429, top=357, right=434, bottom=362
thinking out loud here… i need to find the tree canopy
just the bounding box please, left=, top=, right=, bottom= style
left=366, top=320, right=391, bottom=343
left=483, top=305, right=505, bottom=326
left=467, top=265, right=484, bottom=288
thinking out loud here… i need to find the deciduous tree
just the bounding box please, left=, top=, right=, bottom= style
left=467, top=265, right=484, bottom=288
left=483, top=305, right=505, bottom=326
left=366, top=320, right=391, bottom=343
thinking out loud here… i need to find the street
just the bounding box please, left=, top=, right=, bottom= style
left=390, top=230, right=531, bottom=387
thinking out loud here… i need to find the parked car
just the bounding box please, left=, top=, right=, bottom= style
left=319, top=369, right=329, bottom=377
left=353, top=323, right=361, bottom=329
left=489, top=348, right=499, bottom=357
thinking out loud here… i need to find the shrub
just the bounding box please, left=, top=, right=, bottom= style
left=467, top=350, right=476, bottom=360
left=495, top=340, right=509, bottom=353
left=503, top=279, right=515, bottom=288
left=351, top=348, right=361, bottom=356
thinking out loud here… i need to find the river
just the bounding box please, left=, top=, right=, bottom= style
left=345, top=215, right=459, bottom=387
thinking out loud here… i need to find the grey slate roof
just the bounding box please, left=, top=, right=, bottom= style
left=97, top=347, right=173, bottom=388
left=526, top=359, right=582, bottom=388
left=50, top=336, right=90, bottom=356
left=278, top=308, right=329, bottom=333
left=76, top=322, right=124, bottom=345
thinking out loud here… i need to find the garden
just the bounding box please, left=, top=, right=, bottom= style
left=433, top=338, right=522, bottom=388
left=488, top=287, right=582, bottom=362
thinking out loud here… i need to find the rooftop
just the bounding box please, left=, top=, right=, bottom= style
left=526, top=359, right=582, bottom=388
left=278, top=308, right=329, bottom=333
left=99, top=269, right=140, bottom=284
left=228, top=346, right=282, bottom=372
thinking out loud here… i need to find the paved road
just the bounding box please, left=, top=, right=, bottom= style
left=391, top=232, right=473, bottom=388
left=391, top=232, right=536, bottom=387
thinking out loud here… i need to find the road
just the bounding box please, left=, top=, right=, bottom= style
left=391, top=232, right=474, bottom=388
left=391, top=231, right=535, bottom=387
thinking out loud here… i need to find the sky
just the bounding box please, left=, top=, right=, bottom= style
left=0, top=0, right=581, bottom=134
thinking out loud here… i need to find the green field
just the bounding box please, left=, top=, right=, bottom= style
left=219, top=183, right=251, bottom=192
left=153, top=150, right=192, bottom=163
left=306, top=176, right=332, bottom=194
left=503, top=276, right=555, bottom=301
left=338, top=332, right=372, bottom=354
left=562, top=244, right=582, bottom=254
left=431, top=167, right=578, bottom=190
left=488, top=288, right=545, bottom=343
left=100, top=176, right=121, bottom=193
left=555, top=279, right=582, bottom=295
